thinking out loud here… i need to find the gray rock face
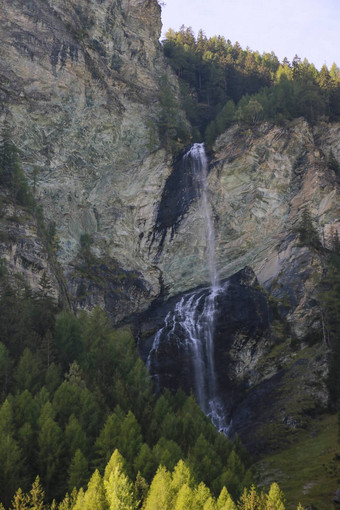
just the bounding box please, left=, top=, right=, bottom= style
left=1, top=0, right=339, bottom=330
left=0, top=0, right=177, bottom=318
left=0, top=188, right=60, bottom=299
left=138, top=266, right=329, bottom=455
left=0, top=0, right=338, bottom=453
left=155, top=121, right=340, bottom=338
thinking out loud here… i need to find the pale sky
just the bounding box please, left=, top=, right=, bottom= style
left=161, top=0, right=340, bottom=70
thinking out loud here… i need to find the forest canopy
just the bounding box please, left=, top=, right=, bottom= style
left=161, top=26, right=340, bottom=145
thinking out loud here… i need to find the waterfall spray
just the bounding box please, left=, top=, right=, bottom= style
left=148, top=143, right=228, bottom=433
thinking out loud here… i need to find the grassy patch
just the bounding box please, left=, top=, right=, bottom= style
left=256, top=413, right=339, bottom=509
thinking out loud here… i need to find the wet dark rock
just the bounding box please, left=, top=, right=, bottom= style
left=149, top=146, right=204, bottom=256
left=138, top=266, right=274, bottom=421
left=137, top=264, right=328, bottom=455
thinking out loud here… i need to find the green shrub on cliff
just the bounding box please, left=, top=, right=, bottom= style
left=0, top=135, right=34, bottom=209
left=294, top=207, right=321, bottom=250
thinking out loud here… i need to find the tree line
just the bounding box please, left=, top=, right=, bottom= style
left=160, top=26, right=340, bottom=146
left=3, top=451, right=305, bottom=510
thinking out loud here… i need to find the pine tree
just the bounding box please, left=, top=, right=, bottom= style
left=295, top=207, right=320, bottom=249
left=82, top=470, right=106, bottom=510
left=217, top=487, right=236, bottom=510
left=118, top=411, right=143, bottom=467
left=37, top=403, right=63, bottom=496
left=143, top=466, right=173, bottom=510
left=9, top=488, right=29, bottom=510
left=171, top=460, right=192, bottom=492
left=0, top=400, right=24, bottom=506
left=72, top=488, right=85, bottom=510
left=203, top=497, right=218, bottom=510
left=193, top=482, right=212, bottom=510
left=65, top=415, right=88, bottom=460
left=104, top=450, right=126, bottom=482
left=134, top=472, right=149, bottom=510
left=67, top=449, right=89, bottom=492
left=134, top=443, right=156, bottom=482
left=104, top=454, right=136, bottom=510
left=28, top=476, right=45, bottom=510
left=266, top=482, right=285, bottom=509
left=238, top=485, right=266, bottom=510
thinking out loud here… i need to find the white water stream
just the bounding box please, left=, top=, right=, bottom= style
left=148, top=143, right=228, bottom=433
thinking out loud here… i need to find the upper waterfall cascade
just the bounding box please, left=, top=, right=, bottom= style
left=148, top=143, right=228, bottom=433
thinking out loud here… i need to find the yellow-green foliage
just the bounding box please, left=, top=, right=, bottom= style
left=3, top=451, right=305, bottom=510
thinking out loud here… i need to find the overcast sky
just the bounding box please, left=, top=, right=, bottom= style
left=161, top=0, right=340, bottom=70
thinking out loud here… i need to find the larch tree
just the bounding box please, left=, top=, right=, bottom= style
left=143, top=466, right=173, bottom=510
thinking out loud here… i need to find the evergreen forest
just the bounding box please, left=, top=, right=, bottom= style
left=159, top=26, right=340, bottom=149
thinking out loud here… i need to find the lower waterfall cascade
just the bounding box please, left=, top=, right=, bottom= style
left=148, top=143, right=229, bottom=433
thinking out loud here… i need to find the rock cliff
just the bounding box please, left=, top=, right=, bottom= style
left=0, top=0, right=339, bottom=455
left=156, top=120, right=340, bottom=337
left=0, top=0, right=177, bottom=319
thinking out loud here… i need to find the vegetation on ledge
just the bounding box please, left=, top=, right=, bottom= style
left=161, top=27, right=340, bottom=145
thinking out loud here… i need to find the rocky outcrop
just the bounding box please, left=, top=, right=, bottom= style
left=138, top=266, right=329, bottom=455
left=1, top=0, right=339, bottom=330
left=155, top=120, right=340, bottom=337
left=0, top=0, right=178, bottom=318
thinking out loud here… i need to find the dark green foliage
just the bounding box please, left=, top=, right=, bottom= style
left=54, top=313, right=82, bottom=370
left=79, top=233, right=92, bottom=257
left=67, top=449, right=89, bottom=492
left=294, top=207, right=321, bottom=249
left=318, top=254, right=340, bottom=403
left=0, top=136, right=34, bottom=210
left=158, top=75, right=191, bottom=152
left=0, top=400, right=25, bottom=507
left=162, top=29, right=340, bottom=144
left=0, top=274, right=252, bottom=504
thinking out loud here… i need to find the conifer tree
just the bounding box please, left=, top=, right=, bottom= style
left=0, top=400, right=24, bottom=506
left=295, top=207, right=321, bottom=249
left=266, top=482, right=285, bottom=509
left=133, top=443, right=156, bottom=482
left=118, top=411, right=143, bottom=466
left=58, top=488, right=78, bottom=510
left=9, top=488, right=28, bottom=510
left=134, top=472, right=149, bottom=510
left=104, top=464, right=137, bottom=510
left=28, top=476, right=45, bottom=510
left=104, top=450, right=138, bottom=510
left=171, top=460, right=192, bottom=492
left=72, top=488, right=85, bottom=510
left=65, top=415, right=88, bottom=460
left=173, top=483, right=194, bottom=510
left=143, top=466, right=173, bottom=510
left=104, top=450, right=126, bottom=483
left=81, top=470, right=106, bottom=510
left=37, top=403, right=63, bottom=496
left=217, top=487, right=236, bottom=510
left=14, top=348, right=41, bottom=393
left=203, top=496, right=217, bottom=510
left=193, top=482, right=212, bottom=510
left=238, top=485, right=266, bottom=510
left=67, top=449, right=89, bottom=492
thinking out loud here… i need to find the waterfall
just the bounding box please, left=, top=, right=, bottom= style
left=148, top=143, right=228, bottom=433
left=184, top=143, right=218, bottom=289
